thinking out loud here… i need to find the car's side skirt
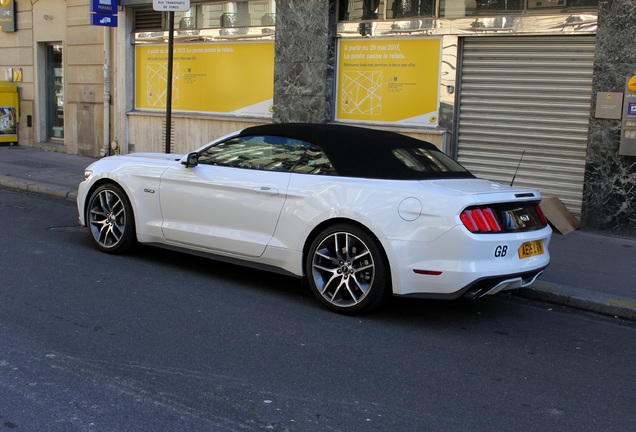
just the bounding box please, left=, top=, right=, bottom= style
left=144, top=242, right=302, bottom=279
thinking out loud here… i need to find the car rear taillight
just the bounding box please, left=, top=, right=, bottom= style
left=460, top=207, right=502, bottom=233
left=535, top=203, right=548, bottom=225
left=461, top=201, right=548, bottom=233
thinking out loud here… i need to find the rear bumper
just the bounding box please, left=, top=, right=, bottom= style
left=387, top=224, right=552, bottom=298
left=396, top=267, right=547, bottom=300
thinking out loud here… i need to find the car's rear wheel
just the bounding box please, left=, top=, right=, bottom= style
left=306, top=224, right=389, bottom=314
left=86, top=183, right=136, bottom=254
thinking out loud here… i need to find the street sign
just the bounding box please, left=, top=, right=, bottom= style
left=153, top=0, right=190, bottom=12
left=90, top=0, right=118, bottom=15
left=90, top=13, right=118, bottom=27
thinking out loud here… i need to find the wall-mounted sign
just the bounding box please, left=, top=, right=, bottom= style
left=135, top=41, right=274, bottom=117
left=620, top=76, right=636, bottom=156
left=336, top=38, right=441, bottom=127
left=90, top=0, right=118, bottom=27
left=0, top=0, right=17, bottom=33
left=91, top=0, right=118, bottom=15
left=153, top=0, right=190, bottom=12
left=91, top=13, right=118, bottom=27
left=595, top=92, right=623, bottom=120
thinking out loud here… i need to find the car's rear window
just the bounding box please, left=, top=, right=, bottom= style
left=319, top=144, right=475, bottom=180
left=391, top=148, right=469, bottom=174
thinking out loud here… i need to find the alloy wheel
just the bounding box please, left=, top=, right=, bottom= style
left=310, top=231, right=376, bottom=308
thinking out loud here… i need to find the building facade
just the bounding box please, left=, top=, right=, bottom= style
left=1, top=0, right=635, bottom=237
left=0, top=0, right=109, bottom=155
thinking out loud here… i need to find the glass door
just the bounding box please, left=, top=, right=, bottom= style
left=46, top=44, right=64, bottom=140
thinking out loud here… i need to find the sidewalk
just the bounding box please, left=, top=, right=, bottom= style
left=1, top=144, right=635, bottom=321
left=0, top=145, right=93, bottom=201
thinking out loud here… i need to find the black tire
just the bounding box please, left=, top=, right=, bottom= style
left=305, top=224, right=390, bottom=314
left=86, top=183, right=136, bottom=254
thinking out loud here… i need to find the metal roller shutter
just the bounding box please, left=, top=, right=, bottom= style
left=455, top=35, right=596, bottom=216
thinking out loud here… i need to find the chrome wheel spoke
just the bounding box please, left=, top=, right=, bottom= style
left=341, top=278, right=361, bottom=303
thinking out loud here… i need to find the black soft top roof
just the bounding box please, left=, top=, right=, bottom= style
left=240, top=123, right=472, bottom=180
left=241, top=123, right=436, bottom=151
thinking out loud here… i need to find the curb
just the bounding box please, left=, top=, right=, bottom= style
left=517, top=282, right=636, bottom=321
left=0, top=177, right=77, bottom=201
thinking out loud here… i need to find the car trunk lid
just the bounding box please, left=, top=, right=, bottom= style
left=421, top=179, right=548, bottom=233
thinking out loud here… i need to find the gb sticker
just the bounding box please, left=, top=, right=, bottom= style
left=494, top=245, right=508, bottom=258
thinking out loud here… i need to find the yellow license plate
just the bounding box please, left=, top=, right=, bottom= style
left=518, top=240, right=544, bottom=259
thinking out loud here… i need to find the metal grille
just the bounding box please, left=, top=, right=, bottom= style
left=134, top=7, right=164, bottom=32
left=455, top=35, right=596, bottom=216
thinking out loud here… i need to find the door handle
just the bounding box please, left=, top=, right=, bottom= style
left=253, top=187, right=279, bottom=196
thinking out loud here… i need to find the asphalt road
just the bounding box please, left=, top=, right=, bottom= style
left=1, top=189, right=635, bottom=432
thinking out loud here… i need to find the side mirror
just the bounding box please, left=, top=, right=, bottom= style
left=182, top=152, right=199, bottom=168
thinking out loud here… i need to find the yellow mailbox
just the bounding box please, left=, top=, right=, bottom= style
left=0, top=81, right=19, bottom=144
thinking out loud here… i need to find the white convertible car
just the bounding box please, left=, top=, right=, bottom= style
left=77, top=123, right=551, bottom=313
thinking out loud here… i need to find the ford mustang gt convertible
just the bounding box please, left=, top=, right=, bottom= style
left=77, top=123, right=551, bottom=314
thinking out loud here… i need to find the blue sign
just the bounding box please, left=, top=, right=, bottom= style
left=629, top=102, right=636, bottom=117
left=91, top=13, right=118, bottom=27
left=91, top=0, right=118, bottom=15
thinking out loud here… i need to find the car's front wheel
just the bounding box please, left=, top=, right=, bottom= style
left=86, top=183, right=136, bottom=254
left=306, top=224, right=390, bottom=314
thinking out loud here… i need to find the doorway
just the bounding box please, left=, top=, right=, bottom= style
left=45, top=43, right=64, bottom=140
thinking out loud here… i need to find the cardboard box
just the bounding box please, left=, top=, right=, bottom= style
left=540, top=196, right=581, bottom=235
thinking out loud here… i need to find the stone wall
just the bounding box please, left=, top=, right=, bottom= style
left=272, top=0, right=336, bottom=123
left=583, top=0, right=636, bottom=237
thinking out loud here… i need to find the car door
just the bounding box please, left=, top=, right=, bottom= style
left=158, top=135, right=304, bottom=257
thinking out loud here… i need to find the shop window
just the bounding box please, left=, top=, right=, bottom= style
left=389, top=0, right=435, bottom=18
left=338, top=1, right=435, bottom=21
left=474, top=0, right=524, bottom=13
left=336, top=0, right=599, bottom=20
left=527, top=0, right=598, bottom=11
left=440, top=0, right=598, bottom=17
left=134, top=40, right=274, bottom=117
left=132, top=1, right=275, bottom=118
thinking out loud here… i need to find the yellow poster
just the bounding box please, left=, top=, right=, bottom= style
left=136, top=41, right=274, bottom=116
left=336, top=38, right=441, bottom=126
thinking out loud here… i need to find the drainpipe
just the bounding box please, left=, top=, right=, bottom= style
left=101, top=26, right=111, bottom=157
